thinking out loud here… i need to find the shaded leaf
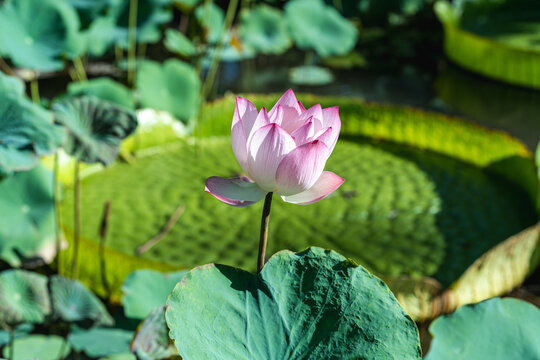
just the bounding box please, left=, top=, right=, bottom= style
left=68, top=327, right=133, bottom=357
left=50, top=275, right=113, bottom=326
left=136, top=60, right=201, bottom=123
left=0, top=165, right=57, bottom=267
left=2, top=335, right=70, bottom=360
left=239, top=5, right=292, bottom=55
left=426, top=297, right=540, bottom=359
left=166, top=247, right=421, bottom=359
left=52, top=96, right=137, bottom=165
left=0, top=71, right=25, bottom=96
left=67, top=78, right=135, bottom=109
left=122, top=270, right=187, bottom=320
left=0, top=270, right=50, bottom=327
left=131, top=306, right=178, bottom=360
left=285, top=0, right=358, bottom=57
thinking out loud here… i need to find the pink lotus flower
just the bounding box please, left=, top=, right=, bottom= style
left=205, top=89, right=345, bottom=207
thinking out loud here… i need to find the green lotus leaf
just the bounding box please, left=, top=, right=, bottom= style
left=2, top=335, right=70, bottom=360
left=426, top=297, right=540, bottom=359
left=68, top=0, right=109, bottom=29
left=136, top=59, right=201, bottom=123
left=195, top=2, right=224, bottom=44
left=435, top=0, right=540, bottom=89
left=202, top=41, right=256, bottom=65
left=0, top=93, right=64, bottom=176
left=68, top=327, right=134, bottom=357
left=0, top=165, right=57, bottom=267
left=0, top=324, right=33, bottom=347
left=285, top=0, right=358, bottom=57
left=122, top=270, right=187, bottom=320
left=289, top=65, right=334, bottom=85
left=239, top=5, right=292, bottom=55
left=0, top=270, right=50, bottom=326
left=166, top=247, right=421, bottom=359
left=0, top=0, right=84, bottom=71
left=0, top=71, right=25, bottom=96
left=164, top=29, right=197, bottom=57
left=52, top=96, right=138, bottom=165
left=67, top=78, right=135, bottom=109
left=50, top=275, right=113, bottom=326
left=130, top=306, right=178, bottom=360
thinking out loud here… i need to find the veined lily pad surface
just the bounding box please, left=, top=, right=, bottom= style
left=166, top=247, right=421, bottom=359
left=59, top=95, right=539, bottom=319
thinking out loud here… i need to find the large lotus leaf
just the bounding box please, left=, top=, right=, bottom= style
left=166, top=247, right=421, bottom=359
left=67, top=78, right=135, bottom=110
left=285, top=0, right=358, bottom=57
left=164, top=29, right=197, bottom=57
left=0, top=0, right=84, bottom=71
left=122, top=270, right=187, bottom=320
left=0, top=94, right=64, bottom=176
left=68, top=327, right=134, bottom=357
left=68, top=0, right=109, bottom=29
left=50, top=275, right=113, bottom=326
left=0, top=71, right=25, bottom=96
left=0, top=165, right=58, bottom=267
left=239, top=5, right=292, bottom=55
left=130, top=306, right=178, bottom=360
left=2, top=335, right=70, bottom=360
left=136, top=60, right=201, bottom=123
left=52, top=96, right=137, bottom=165
left=0, top=270, right=51, bottom=326
left=426, top=297, right=540, bottom=359
left=195, top=2, right=224, bottom=44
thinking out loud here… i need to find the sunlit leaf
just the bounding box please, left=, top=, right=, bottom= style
left=166, top=247, right=421, bottom=359
left=67, top=78, right=135, bottom=109
left=164, top=29, right=197, bottom=57
left=239, top=5, right=292, bottom=55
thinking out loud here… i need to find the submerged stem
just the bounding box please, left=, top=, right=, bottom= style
left=71, top=160, right=81, bottom=279
left=257, top=192, right=273, bottom=274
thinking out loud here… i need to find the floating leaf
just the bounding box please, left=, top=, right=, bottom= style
left=0, top=270, right=50, bottom=326
left=50, top=275, right=113, bottom=326
left=67, top=78, right=135, bottom=110
left=426, top=297, right=540, bottom=359
left=285, top=0, right=358, bottom=57
left=131, top=306, right=178, bottom=360
left=0, top=71, right=25, bottom=96
left=2, top=335, right=70, bottom=360
left=239, top=5, right=292, bottom=55
left=52, top=96, right=137, bottom=165
left=122, top=270, right=187, bottom=320
left=166, top=247, right=421, bottom=359
left=164, top=29, right=197, bottom=57
left=0, top=0, right=83, bottom=71
left=68, top=327, right=133, bottom=357
left=136, top=60, right=201, bottom=123
left=0, top=165, right=57, bottom=267
left=289, top=65, right=334, bottom=85
left=0, top=93, right=64, bottom=176
left=195, top=2, right=224, bottom=44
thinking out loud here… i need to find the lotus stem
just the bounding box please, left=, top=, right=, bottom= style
left=257, top=192, right=273, bottom=273
left=201, top=0, right=239, bottom=100
left=71, top=160, right=81, bottom=279
left=0, top=56, right=14, bottom=75
left=8, top=328, right=14, bottom=360
left=99, top=201, right=112, bottom=300
left=53, top=151, right=63, bottom=267
left=127, top=0, right=138, bottom=87
left=30, top=78, right=40, bottom=104
left=136, top=204, right=185, bottom=255
left=72, top=57, right=87, bottom=82
left=115, top=45, right=124, bottom=64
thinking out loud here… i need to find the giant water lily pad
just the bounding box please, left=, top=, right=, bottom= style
left=239, top=5, right=292, bottom=55
left=436, top=0, right=540, bottom=89
left=0, top=165, right=57, bottom=267
left=0, top=0, right=83, bottom=71
left=425, top=297, right=540, bottom=359
left=136, top=60, right=201, bottom=123
left=285, top=0, right=358, bottom=57
left=166, top=247, right=421, bottom=359
left=59, top=95, right=539, bottom=319
left=50, top=275, right=113, bottom=326
left=0, top=270, right=50, bottom=326
left=122, top=270, right=187, bottom=320
left=52, top=96, right=137, bottom=165
left=131, top=306, right=177, bottom=360
left=0, top=92, right=64, bottom=176
left=2, top=335, right=70, bottom=360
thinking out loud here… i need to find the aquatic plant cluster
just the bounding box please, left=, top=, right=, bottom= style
left=0, top=0, right=539, bottom=359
